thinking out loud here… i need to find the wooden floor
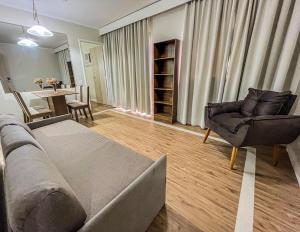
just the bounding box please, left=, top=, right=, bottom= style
left=254, top=146, right=300, bottom=231
left=79, top=109, right=300, bottom=232
left=91, top=101, right=114, bottom=113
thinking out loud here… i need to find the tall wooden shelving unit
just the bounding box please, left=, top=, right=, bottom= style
left=153, top=39, right=179, bottom=124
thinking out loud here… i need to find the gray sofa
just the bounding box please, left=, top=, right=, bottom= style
left=0, top=114, right=166, bottom=232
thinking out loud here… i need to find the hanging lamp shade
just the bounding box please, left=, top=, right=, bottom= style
left=17, top=38, right=38, bottom=47
left=27, top=0, right=54, bottom=37
left=27, top=25, right=54, bottom=37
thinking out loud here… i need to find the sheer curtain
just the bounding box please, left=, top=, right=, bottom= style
left=102, top=19, right=151, bottom=114
left=178, top=0, right=299, bottom=128
left=56, top=49, right=71, bottom=85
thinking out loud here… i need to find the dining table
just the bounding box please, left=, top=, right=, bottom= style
left=32, top=89, right=77, bottom=116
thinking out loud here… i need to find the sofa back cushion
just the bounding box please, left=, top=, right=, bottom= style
left=0, top=114, right=35, bottom=137
left=1, top=125, right=42, bottom=158
left=278, top=94, right=297, bottom=115
left=241, top=89, right=261, bottom=116
left=5, top=145, right=87, bottom=232
left=241, top=88, right=293, bottom=116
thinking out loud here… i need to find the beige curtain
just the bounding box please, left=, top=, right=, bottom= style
left=102, top=19, right=151, bottom=114
left=237, top=0, right=298, bottom=99
left=177, top=0, right=238, bottom=127
left=178, top=0, right=299, bottom=128
left=221, top=0, right=259, bottom=101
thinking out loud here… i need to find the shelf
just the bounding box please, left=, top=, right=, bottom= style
left=154, top=112, right=172, bottom=118
left=154, top=88, right=173, bottom=91
left=153, top=39, right=179, bottom=124
left=154, top=74, right=174, bottom=76
left=154, top=57, right=175, bottom=61
left=155, top=101, right=173, bottom=106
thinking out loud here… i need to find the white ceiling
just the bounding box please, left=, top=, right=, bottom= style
left=0, top=0, right=159, bottom=29
left=0, top=21, right=67, bottom=49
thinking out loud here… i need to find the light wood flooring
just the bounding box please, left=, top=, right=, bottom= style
left=90, top=101, right=114, bottom=113
left=79, top=109, right=300, bottom=232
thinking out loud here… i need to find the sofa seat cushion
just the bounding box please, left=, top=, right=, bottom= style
left=32, top=120, right=154, bottom=219
left=1, top=125, right=43, bottom=158
left=212, top=112, right=251, bottom=134
left=5, top=145, right=87, bottom=232
left=241, top=88, right=292, bottom=116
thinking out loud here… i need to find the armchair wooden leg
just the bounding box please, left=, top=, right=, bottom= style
left=230, top=147, right=239, bottom=170
left=203, top=129, right=211, bottom=143
left=272, top=145, right=281, bottom=166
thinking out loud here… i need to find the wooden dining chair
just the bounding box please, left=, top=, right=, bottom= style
left=65, top=85, right=81, bottom=103
left=13, top=91, right=53, bottom=123
left=65, top=85, right=84, bottom=116
left=67, top=86, right=94, bottom=122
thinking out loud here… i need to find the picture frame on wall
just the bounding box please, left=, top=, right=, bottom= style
left=84, top=53, right=91, bottom=65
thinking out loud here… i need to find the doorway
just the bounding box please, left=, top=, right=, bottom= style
left=79, top=41, right=108, bottom=108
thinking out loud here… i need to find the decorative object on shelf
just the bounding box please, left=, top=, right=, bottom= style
left=46, top=78, right=58, bottom=92
left=153, top=39, right=180, bottom=124
left=34, top=78, right=44, bottom=89
left=27, top=0, right=53, bottom=37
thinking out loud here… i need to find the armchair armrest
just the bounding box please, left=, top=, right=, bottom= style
left=206, top=101, right=244, bottom=118
left=247, top=115, right=300, bottom=125
left=244, top=115, right=300, bottom=145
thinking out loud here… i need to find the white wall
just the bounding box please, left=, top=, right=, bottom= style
left=0, top=43, right=61, bottom=92
left=99, top=0, right=190, bottom=35
left=151, top=5, right=186, bottom=43
left=0, top=5, right=99, bottom=116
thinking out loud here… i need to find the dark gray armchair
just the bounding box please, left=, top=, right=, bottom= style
left=203, top=88, right=300, bottom=169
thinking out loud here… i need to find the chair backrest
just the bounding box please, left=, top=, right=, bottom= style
left=81, top=86, right=90, bottom=104
left=61, top=84, right=71, bottom=89
left=12, top=91, right=31, bottom=118
left=74, top=85, right=82, bottom=101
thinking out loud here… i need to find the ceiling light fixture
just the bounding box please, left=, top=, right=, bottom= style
left=18, top=26, right=39, bottom=47
left=27, top=0, right=53, bottom=37
left=17, top=38, right=38, bottom=47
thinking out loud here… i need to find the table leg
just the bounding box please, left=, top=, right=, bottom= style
left=48, top=96, right=69, bottom=116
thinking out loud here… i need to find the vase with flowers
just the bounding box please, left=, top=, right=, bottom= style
left=34, top=78, right=44, bottom=89
left=46, top=78, right=59, bottom=92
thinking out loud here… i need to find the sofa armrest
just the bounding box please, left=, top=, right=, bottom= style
left=27, top=114, right=72, bottom=130
left=206, top=101, right=243, bottom=118
left=79, top=155, right=167, bottom=232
